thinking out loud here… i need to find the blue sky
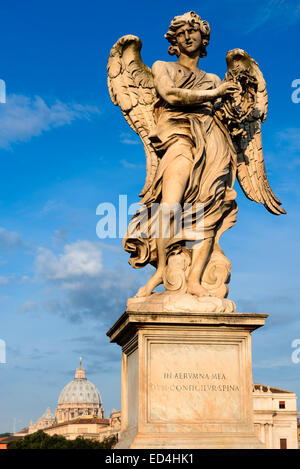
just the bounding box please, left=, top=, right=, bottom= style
left=0, top=0, right=300, bottom=433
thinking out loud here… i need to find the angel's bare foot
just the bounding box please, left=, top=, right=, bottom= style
left=187, top=280, right=210, bottom=297
left=135, top=270, right=163, bottom=298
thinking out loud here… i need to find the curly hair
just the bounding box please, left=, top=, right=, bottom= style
left=165, top=11, right=211, bottom=58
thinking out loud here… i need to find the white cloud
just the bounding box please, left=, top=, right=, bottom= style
left=21, top=275, right=31, bottom=283
left=40, top=200, right=65, bottom=215
left=0, top=94, right=100, bottom=149
left=274, top=128, right=300, bottom=170
left=0, top=227, right=24, bottom=250
left=19, top=300, right=37, bottom=313
left=246, top=0, right=284, bottom=32
left=120, top=132, right=140, bottom=145
left=121, top=159, right=143, bottom=170
left=53, top=228, right=69, bottom=247
left=253, top=357, right=294, bottom=369
left=0, top=274, right=16, bottom=285
left=33, top=240, right=146, bottom=323
left=219, top=0, right=300, bottom=33
left=277, top=128, right=300, bottom=153
left=0, top=276, right=10, bottom=285
left=36, top=240, right=103, bottom=281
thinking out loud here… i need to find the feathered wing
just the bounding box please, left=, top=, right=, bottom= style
left=217, top=48, right=286, bottom=215
left=107, top=35, right=158, bottom=198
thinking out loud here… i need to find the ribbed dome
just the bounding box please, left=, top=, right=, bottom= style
left=58, top=359, right=102, bottom=406
left=41, top=407, right=55, bottom=421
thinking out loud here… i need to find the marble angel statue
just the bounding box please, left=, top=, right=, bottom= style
left=107, top=11, right=285, bottom=303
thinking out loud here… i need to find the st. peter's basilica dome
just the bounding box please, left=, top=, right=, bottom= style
left=55, top=359, right=104, bottom=422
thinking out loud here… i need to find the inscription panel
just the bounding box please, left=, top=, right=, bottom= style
left=148, top=341, right=242, bottom=423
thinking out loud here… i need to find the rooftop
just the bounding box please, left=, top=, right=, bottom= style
left=253, top=383, right=294, bottom=394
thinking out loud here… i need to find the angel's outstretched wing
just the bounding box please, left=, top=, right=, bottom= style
left=216, top=48, right=286, bottom=215
left=107, top=35, right=158, bottom=198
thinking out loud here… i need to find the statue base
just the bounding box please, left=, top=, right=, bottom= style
left=107, top=295, right=267, bottom=449
left=127, top=291, right=236, bottom=314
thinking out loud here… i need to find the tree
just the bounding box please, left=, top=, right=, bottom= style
left=7, top=430, right=117, bottom=449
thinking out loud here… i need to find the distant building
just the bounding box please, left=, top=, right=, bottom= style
left=0, top=437, right=8, bottom=450
left=44, top=409, right=121, bottom=441
left=253, top=383, right=298, bottom=449
left=28, top=408, right=56, bottom=434
left=0, top=435, right=24, bottom=449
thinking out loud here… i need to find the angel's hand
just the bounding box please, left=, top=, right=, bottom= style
left=214, top=81, right=241, bottom=98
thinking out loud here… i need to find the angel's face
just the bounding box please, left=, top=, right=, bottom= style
left=175, top=23, right=202, bottom=56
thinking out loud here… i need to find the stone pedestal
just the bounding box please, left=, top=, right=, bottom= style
left=107, top=294, right=267, bottom=449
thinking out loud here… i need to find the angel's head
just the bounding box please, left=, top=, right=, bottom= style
left=165, top=11, right=210, bottom=58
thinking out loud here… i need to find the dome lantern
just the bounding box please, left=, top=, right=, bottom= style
left=75, top=357, right=86, bottom=380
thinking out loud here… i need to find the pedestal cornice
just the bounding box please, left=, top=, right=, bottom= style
left=107, top=309, right=268, bottom=346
